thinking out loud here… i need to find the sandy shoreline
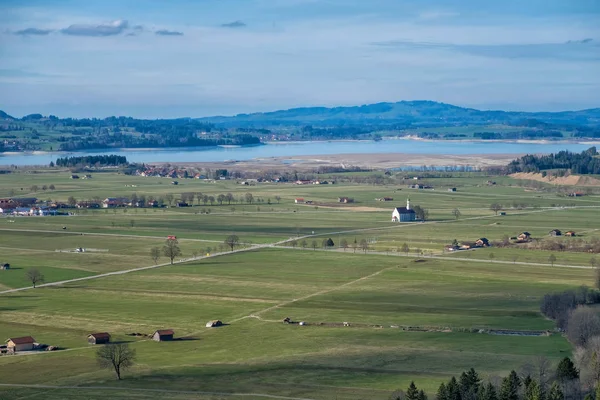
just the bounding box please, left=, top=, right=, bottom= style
left=155, top=152, right=517, bottom=171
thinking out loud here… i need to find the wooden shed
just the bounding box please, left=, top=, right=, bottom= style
left=87, top=332, right=111, bottom=345
left=6, top=336, right=35, bottom=352
left=205, top=320, right=223, bottom=328
left=152, top=329, right=174, bottom=341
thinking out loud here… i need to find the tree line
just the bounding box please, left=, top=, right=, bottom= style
left=393, top=362, right=599, bottom=400
left=506, top=147, right=600, bottom=175
left=53, top=155, right=128, bottom=167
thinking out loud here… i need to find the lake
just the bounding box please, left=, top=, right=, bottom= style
left=0, top=139, right=595, bottom=166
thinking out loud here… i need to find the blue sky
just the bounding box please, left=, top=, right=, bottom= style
left=1, top=0, right=599, bottom=118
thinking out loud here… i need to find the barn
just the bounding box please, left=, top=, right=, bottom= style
left=152, top=329, right=174, bottom=341
left=87, top=332, right=111, bottom=345
left=6, top=336, right=36, bottom=352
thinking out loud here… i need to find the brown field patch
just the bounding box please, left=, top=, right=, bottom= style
left=511, top=172, right=600, bottom=186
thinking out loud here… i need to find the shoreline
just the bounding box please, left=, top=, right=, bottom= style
left=2, top=137, right=599, bottom=156
left=151, top=152, right=519, bottom=171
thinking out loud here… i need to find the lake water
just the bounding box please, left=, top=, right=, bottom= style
left=0, top=139, right=595, bottom=166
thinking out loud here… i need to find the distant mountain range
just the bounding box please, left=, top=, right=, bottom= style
left=197, top=101, right=600, bottom=128
left=2, top=101, right=600, bottom=152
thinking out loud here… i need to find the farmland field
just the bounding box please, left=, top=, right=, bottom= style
left=0, top=169, right=599, bottom=400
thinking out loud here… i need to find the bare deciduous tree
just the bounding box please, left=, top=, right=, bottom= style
left=150, top=247, right=161, bottom=264
left=163, top=239, right=182, bottom=264
left=490, top=203, right=503, bottom=215
left=96, top=343, right=136, bottom=380
left=340, top=239, right=349, bottom=251
left=26, top=268, right=44, bottom=288
left=225, top=235, right=240, bottom=251
left=567, top=306, right=600, bottom=347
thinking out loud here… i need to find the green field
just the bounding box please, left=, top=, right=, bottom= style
left=0, top=170, right=598, bottom=399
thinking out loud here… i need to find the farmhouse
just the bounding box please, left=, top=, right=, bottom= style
left=565, top=231, right=576, bottom=237
left=475, top=238, right=490, bottom=247
left=102, top=198, right=129, bottom=208
left=76, top=201, right=100, bottom=209
left=152, top=329, right=174, bottom=341
left=375, top=197, right=393, bottom=202
left=6, top=336, right=36, bottom=352
left=0, top=198, right=15, bottom=209
left=205, top=320, right=223, bottom=328
left=87, top=332, right=110, bottom=345
left=294, top=198, right=305, bottom=204
left=391, top=199, right=416, bottom=222
left=338, top=197, right=354, bottom=203
left=1, top=263, right=9, bottom=270
left=448, top=188, right=457, bottom=192
left=70, top=174, right=79, bottom=179
left=517, top=232, right=531, bottom=242
left=549, top=229, right=562, bottom=237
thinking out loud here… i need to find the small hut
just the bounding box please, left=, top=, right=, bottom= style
left=152, top=329, right=174, bottom=341
left=6, top=336, right=35, bottom=352
left=205, top=320, right=223, bottom=328
left=87, top=332, right=111, bottom=345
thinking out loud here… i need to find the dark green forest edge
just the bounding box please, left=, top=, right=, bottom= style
left=1, top=100, right=599, bottom=151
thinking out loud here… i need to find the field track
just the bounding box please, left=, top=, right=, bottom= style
left=0, top=384, right=317, bottom=400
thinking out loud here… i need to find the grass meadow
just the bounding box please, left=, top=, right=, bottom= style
left=0, top=170, right=599, bottom=399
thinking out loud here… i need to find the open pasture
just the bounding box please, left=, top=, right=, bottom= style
left=0, top=248, right=593, bottom=399
left=1, top=169, right=599, bottom=399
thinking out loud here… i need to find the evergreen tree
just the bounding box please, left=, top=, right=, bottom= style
left=447, top=377, right=463, bottom=400
left=547, top=382, right=564, bottom=400
left=500, top=371, right=521, bottom=400
left=407, top=382, right=420, bottom=400
left=523, top=376, right=533, bottom=390
left=461, top=369, right=481, bottom=400
left=524, top=380, right=544, bottom=400
left=418, top=390, right=428, bottom=400
left=478, top=383, right=498, bottom=400
left=556, top=358, right=579, bottom=382
left=437, top=383, right=449, bottom=400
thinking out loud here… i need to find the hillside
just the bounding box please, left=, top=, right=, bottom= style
left=1, top=101, right=600, bottom=152
left=510, top=172, right=600, bottom=186
left=197, top=100, right=600, bottom=128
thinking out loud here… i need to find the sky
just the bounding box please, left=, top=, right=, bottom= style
left=0, top=0, right=599, bottom=118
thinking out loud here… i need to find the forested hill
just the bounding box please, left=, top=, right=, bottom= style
left=198, top=101, right=600, bottom=129
left=0, top=114, right=262, bottom=152
left=506, top=147, right=600, bottom=174
left=2, top=101, right=600, bottom=152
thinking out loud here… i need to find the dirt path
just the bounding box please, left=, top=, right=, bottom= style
left=228, top=266, right=396, bottom=325
left=0, top=384, right=316, bottom=400
left=274, top=245, right=593, bottom=270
